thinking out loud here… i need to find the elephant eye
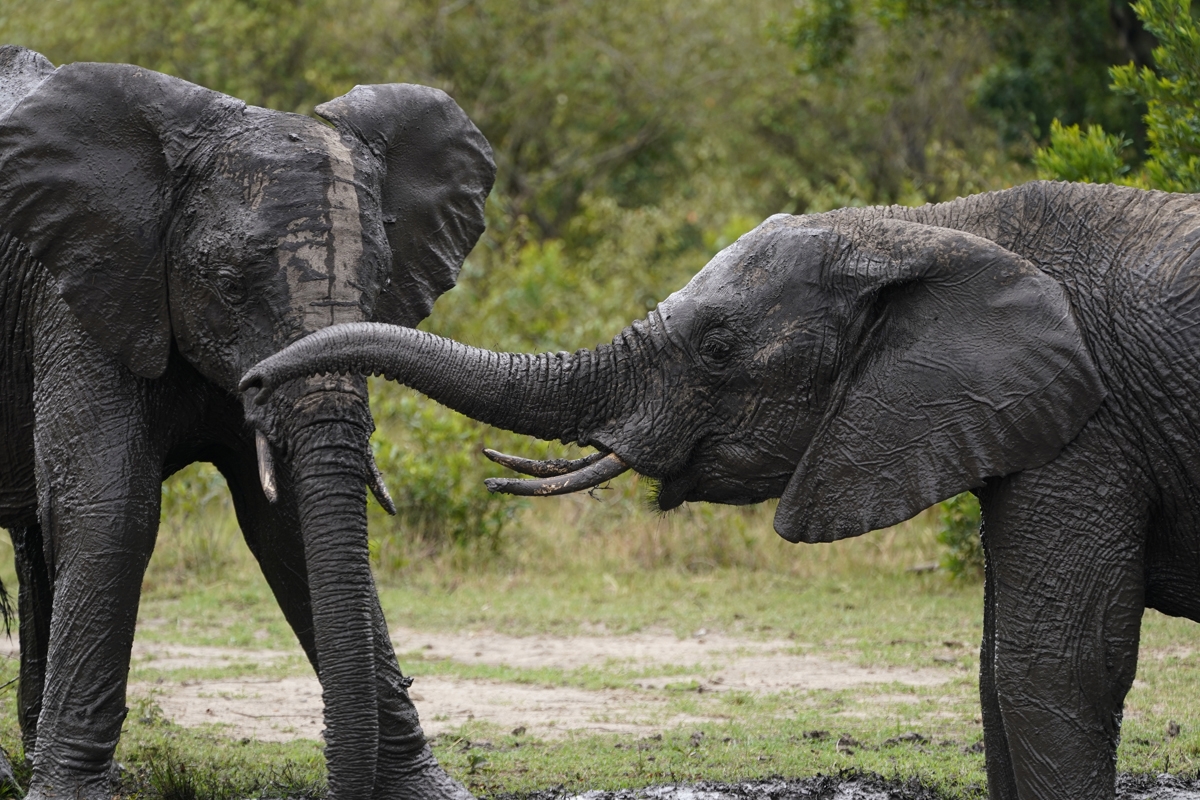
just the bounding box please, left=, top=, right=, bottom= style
left=214, top=270, right=246, bottom=305
left=700, top=327, right=735, bottom=363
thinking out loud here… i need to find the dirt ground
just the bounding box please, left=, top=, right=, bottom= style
left=1, top=631, right=1189, bottom=798
left=125, top=627, right=950, bottom=741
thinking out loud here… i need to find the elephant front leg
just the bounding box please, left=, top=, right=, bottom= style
left=219, top=445, right=472, bottom=799
left=978, top=525, right=1017, bottom=800
left=980, top=460, right=1146, bottom=800
left=28, top=381, right=162, bottom=797
left=10, top=522, right=53, bottom=762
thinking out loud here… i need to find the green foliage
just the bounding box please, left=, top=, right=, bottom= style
left=1110, top=0, right=1200, bottom=191
left=156, top=464, right=240, bottom=586
left=368, top=388, right=522, bottom=570
left=771, top=0, right=1027, bottom=209
left=0, top=0, right=1131, bottom=567
left=936, top=493, right=983, bottom=581
left=784, top=0, right=858, bottom=71
left=970, top=0, right=1149, bottom=145
left=1033, top=120, right=1131, bottom=183
left=782, top=0, right=1151, bottom=149
left=1036, top=0, right=1200, bottom=191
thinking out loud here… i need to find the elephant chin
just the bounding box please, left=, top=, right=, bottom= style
left=653, top=473, right=697, bottom=511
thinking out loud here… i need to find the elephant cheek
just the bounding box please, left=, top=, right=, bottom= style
left=168, top=293, right=242, bottom=387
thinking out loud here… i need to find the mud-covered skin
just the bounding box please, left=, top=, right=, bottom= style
left=246, top=182, right=1200, bottom=800
left=0, top=46, right=492, bottom=799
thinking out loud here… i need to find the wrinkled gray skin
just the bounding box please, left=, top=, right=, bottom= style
left=0, top=47, right=494, bottom=800
left=244, top=180, right=1200, bottom=800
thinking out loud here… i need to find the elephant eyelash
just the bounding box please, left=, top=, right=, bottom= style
left=212, top=270, right=247, bottom=304
left=699, top=326, right=737, bottom=362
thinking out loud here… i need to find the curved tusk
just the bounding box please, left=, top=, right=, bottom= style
left=482, top=448, right=607, bottom=478
left=368, top=450, right=397, bottom=516
left=256, top=430, right=278, bottom=504
left=484, top=452, right=629, bottom=497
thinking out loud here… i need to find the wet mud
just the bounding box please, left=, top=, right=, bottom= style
left=498, top=772, right=1200, bottom=800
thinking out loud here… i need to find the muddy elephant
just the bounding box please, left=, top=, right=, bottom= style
left=244, top=180, right=1200, bottom=800
left=0, top=46, right=493, bottom=799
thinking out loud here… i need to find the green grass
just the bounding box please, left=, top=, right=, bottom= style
left=0, top=474, right=1196, bottom=796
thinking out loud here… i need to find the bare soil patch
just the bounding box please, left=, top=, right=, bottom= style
left=141, top=675, right=717, bottom=741
left=390, top=628, right=951, bottom=693
left=126, top=627, right=952, bottom=742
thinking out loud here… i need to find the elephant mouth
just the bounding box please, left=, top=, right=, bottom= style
left=241, top=375, right=397, bottom=514
left=481, top=446, right=786, bottom=511
left=654, top=473, right=697, bottom=511
left=657, top=460, right=793, bottom=510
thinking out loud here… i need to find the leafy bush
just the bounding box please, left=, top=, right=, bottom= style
left=367, top=388, right=523, bottom=574
left=154, top=463, right=241, bottom=587
left=1037, top=0, right=1200, bottom=191
left=1109, top=0, right=1200, bottom=192
left=936, top=493, right=983, bottom=581
left=1033, top=120, right=1131, bottom=183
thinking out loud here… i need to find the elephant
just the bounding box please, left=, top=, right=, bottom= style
left=0, top=46, right=495, bottom=799
left=242, top=179, right=1200, bottom=800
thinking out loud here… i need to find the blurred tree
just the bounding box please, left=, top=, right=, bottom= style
left=972, top=0, right=1151, bottom=146
left=785, top=0, right=1153, bottom=148
left=768, top=0, right=1026, bottom=208
left=4, top=0, right=1125, bottom=553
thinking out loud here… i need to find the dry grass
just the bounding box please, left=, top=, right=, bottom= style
left=148, top=462, right=946, bottom=596
left=368, top=472, right=944, bottom=584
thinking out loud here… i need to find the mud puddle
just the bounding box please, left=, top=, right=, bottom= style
left=498, top=774, right=1200, bottom=799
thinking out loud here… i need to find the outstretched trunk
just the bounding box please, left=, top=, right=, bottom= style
left=242, top=320, right=649, bottom=450
left=288, top=401, right=379, bottom=798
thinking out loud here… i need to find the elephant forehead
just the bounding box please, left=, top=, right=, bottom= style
left=273, top=124, right=370, bottom=330
left=664, top=235, right=790, bottom=316
left=209, top=117, right=385, bottom=332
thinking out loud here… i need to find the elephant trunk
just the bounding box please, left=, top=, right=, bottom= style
left=286, top=383, right=380, bottom=798
left=242, top=321, right=635, bottom=450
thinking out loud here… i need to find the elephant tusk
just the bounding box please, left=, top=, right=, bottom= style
left=482, top=448, right=607, bottom=477
left=256, top=430, right=278, bottom=504
left=368, top=450, right=397, bottom=516
left=484, top=452, right=629, bottom=497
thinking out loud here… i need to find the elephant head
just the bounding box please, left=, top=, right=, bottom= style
left=241, top=214, right=1105, bottom=543
left=0, top=48, right=493, bottom=797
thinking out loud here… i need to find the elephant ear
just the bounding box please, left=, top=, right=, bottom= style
left=775, top=219, right=1105, bottom=544
left=0, top=46, right=55, bottom=116
left=0, top=59, right=242, bottom=378
left=315, top=84, right=495, bottom=327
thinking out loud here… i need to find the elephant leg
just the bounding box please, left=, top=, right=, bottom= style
left=218, top=448, right=321, bottom=669
left=977, top=512, right=1017, bottom=800
left=26, top=348, right=162, bottom=798
left=29, top=446, right=160, bottom=797
left=219, top=446, right=468, bottom=799
left=10, top=522, right=52, bottom=761
left=369, top=595, right=471, bottom=800
left=980, top=456, right=1145, bottom=800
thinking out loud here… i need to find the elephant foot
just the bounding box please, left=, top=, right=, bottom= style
left=377, top=744, right=475, bottom=800
left=25, top=776, right=110, bottom=800
left=21, top=760, right=117, bottom=800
